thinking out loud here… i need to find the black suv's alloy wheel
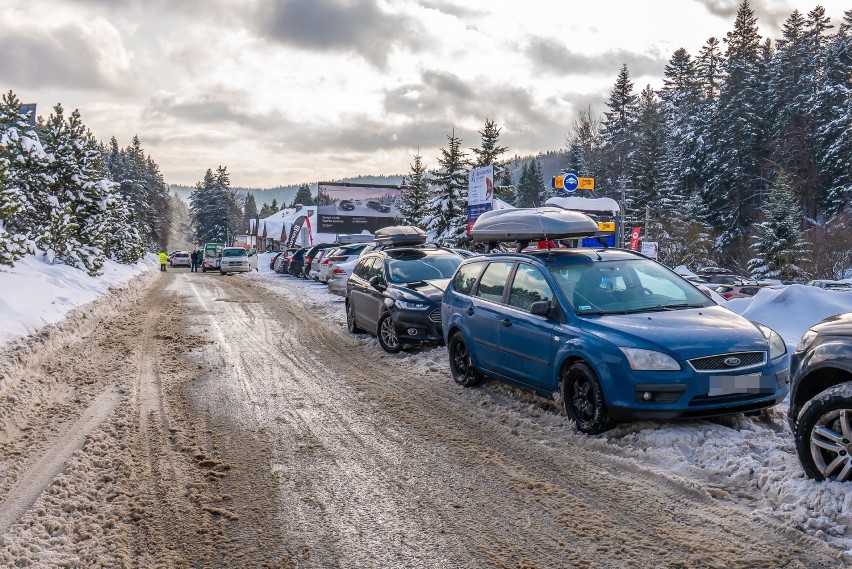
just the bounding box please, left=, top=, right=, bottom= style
left=377, top=313, right=401, bottom=353
left=795, top=383, right=852, bottom=482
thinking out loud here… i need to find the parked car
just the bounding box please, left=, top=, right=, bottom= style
left=805, top=280, right=852, bottom=292
left=219, top=246, right=251, bottom=275
left=308, top=248, right=330, bottom=280
left=345, top=227, right=464, bottom=353
left=301, top=243, right=338, bottom=278
left=714, top=283, right=766, bottom=300
left=269, top=251, right=286, bottom=271
left=169, top=251, right=191, bottom=267
left=441, top=208, right=790, bottom=435
left=320, top=243, right=374, bottom=283
left=339, top=200, right=356, bottom=211
left=366, top=200, right=391, bottom=213
left=286, top=247, right=310, bottom=277
left=788, top=313, right=852, bottom=482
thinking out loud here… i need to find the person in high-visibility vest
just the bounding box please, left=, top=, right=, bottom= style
left=159, top=251, right=168, bottom=272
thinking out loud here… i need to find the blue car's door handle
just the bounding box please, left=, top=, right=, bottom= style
left=501, top=318, right=511, bottom=327
left=466, top=307, right=475, bottom=316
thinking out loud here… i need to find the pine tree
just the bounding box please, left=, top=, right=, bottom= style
left=470, top=117, right=509, bottom=184
left=697, top=37, right=723, bottom=101
left=290, top=183, right=314, bottom=207
left=258, top=203, right=272, bottom=218
left=398, top=150, right=430, bottom=227
left=748, top=170, right=809, bottom=280
left=270, top=198, right=279, bottom=212
left=426, top=129, right=469, bottom=246
left=704, top=0, right=765, bottom=257
left=0, top=91, right=47, bottom=265
left=814, top=9, right=852, bottom=217
left=243, top=193, right=258, bottom=230
left=515, top=161, right=533, bottom=207
left=494, top=167, right=515, bottom=204
left=630, top=85, right=665, bottom=216
left=600, top=64, right=638, bottom=190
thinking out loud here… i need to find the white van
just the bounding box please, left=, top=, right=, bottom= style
left=219, top=247, right=251, bottom=274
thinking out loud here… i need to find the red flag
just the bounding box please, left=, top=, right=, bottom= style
left=628, top=226, right=642, bottom=251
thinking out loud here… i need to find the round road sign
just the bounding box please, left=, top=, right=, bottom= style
left=563, top=173, right=579, bottom=192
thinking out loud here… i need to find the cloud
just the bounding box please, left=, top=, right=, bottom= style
left=254, top=0, right=425, bottom=68
left=693, top=0, right=800, bottom=35
left=417, top=0, right=487, bottom=20
left=146, top=91, right=294, bottom=132
left=0, top=21, right=130, bottom=91
left=524, top=37, right=667, bottom=78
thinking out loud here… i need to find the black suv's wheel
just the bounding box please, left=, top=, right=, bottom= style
left=377, top=313, right=401, bottom=353
left=448, top=332, right=482, bottom=387
left=346, top=301, right=362, bottom=334
left=794, top=382, right=852, bottom=482
left=561, top=362, right=614, bottom=435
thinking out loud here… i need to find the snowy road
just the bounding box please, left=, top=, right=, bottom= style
left=0, top=269, right=847, bottom=567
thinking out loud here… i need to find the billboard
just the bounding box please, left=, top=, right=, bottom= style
left=467, top=165, right=493, bottom=222
left=317, top=182, right=404, bottom=234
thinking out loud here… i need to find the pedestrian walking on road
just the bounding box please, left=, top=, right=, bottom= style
left=159, top=250, right=168, bottom=272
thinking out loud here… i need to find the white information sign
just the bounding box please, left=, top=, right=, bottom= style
left=468, top=165, right=494, bottom=207
left=641, top=241, right=659, bottom=260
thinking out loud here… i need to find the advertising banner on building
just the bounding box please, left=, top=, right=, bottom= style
left=317, top=182, right=403, bottom=234
left=640, top=241, right=659, bottom=259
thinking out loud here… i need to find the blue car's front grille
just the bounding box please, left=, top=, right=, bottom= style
left=688, top=351, right=766, bottom=372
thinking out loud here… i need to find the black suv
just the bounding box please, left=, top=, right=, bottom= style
left=345, top=229, right=463, bottom=353
left=366, top=200, right=391, bottom=213
left=788, top=312, right=852, bottom=482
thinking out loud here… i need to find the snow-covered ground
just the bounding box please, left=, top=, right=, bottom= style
left=0, top=253, right=158, bottom=348
left=1, top=251, right=851, bottom=555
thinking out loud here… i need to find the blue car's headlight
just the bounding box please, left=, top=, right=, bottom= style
left=619, top=348, right=681, bottom=371
left=395, top=299, right=430, bottom=310
left=757, top=324, right=787, bottom=359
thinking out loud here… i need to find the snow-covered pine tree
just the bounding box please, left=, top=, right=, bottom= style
left=696, top=37, right=722, bottom=102
left=243, top=193, right=258, bottom=230
left=748, top=169, right=809, bottom=280
left=629, top=85, right=665, bottom=216
left=704, top=0, right=765, bottom=258
left=37, top=104, right=86, bottom=269
left=145, top=155, right=171, bottom=251
left=290, top=183, right=314, bottom=207
left=398, top=150, right=430, bottom=227
left=813, top=9, right=852, bottom=218
left=494, top=167, right=515, bottom=204
left=426, top=129, right=468, bottom=246
left=0, top=91, right=48, bottom=265
left=600, top=64, right=638, bottom=192
left=515, top=161, right=534, bottom=207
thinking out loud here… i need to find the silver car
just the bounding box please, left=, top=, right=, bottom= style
left=219, top=247, right=250, bottom=274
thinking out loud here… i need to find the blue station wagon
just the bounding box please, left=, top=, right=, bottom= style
left=441, top=248, right=790, bottom=434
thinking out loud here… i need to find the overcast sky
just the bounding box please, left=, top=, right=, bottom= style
left=2, top=0, right=847, bottom=188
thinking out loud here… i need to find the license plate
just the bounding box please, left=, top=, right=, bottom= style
left=708, top=373, right=762, bottom=397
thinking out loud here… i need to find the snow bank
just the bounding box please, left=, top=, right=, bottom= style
left=0, top=253, right=158, bottom=347
left=726, top=284, right=852, bottom=350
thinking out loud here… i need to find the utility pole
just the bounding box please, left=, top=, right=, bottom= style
left=644, top=206, right=651, bottom=242
left=618, top=177, right=629, bottom=248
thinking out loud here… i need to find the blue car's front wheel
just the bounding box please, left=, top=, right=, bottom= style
left=561, top=362, right=614, bottom=435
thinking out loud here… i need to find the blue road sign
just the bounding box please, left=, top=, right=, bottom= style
left=563, top=173, right=579, bottom=192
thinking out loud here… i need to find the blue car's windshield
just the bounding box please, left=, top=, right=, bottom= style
left=550, top=259, right=713, bottom=315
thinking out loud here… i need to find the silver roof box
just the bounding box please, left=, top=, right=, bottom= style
left=337, top=233, right=374, bottom=244
left=374, top=225, right=427, bottom=247
left=470, top=207, right=598, bottom=242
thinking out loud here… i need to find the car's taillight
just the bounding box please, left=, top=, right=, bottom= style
left=322, top=259, right=330, bottom=265
left=722, top=293, right=734, bottom=299
left=289, top=258, right=296, bottom=263
left=333, top=268, right=346, bottom=275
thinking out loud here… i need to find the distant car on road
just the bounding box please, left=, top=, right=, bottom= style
left=219, top=247, right=250, bottom=275
left=169, top=252, right=191, bottom=267
left=714, top=282, right=765, bottom=300
left=339, top=200, right=355, bottom=211
left=366, top=200, right=391, bottom=213
left=788, top=313, right=852, bottom=482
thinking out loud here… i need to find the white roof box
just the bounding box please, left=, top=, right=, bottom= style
left=374, top=225, right=427, bottom=247
left=337, top=233, right=374, bottom=244
left=471, top=207, right=598, bottom=242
